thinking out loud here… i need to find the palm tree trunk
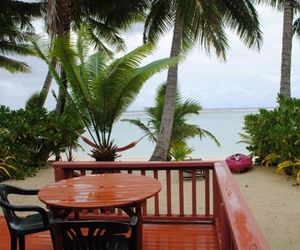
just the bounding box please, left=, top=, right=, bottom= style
left=150, top=10, right=183, bottom=161
left=38, top=57, right=57, bottom=108
left=55, top=71, right=68, bottom=113
left=280, top=0, right=293, bottom=98
left=55, top=0, right=71, bottom=114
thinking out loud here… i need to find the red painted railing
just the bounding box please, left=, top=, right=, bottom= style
left=53, top=161, right=270, bottom=249
left=213, top=161, right=270, bottom=250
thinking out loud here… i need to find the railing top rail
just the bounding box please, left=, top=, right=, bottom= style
left=214, top=161, right=270, bottom=250
left=53, top=161, right=215, bottom=170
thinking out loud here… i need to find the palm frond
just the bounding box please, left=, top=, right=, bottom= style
left=86, top=18, right=126, bottom=52
left=111, top=55, right=179, bottom=118
left=196, top=127, right=221, bottom=146
left=0, top=55, right=29, bottom=73
left=0, top=41, right=35, bottom=56
left=143, top=0, right=174, bottom=43
left=0, top=2, right=39, bottom=73
left=92, top=44, right=156, bottom=127
left=293, top=17, right=300, bottom=38
left=218, top=0, right=262, bottom=49
left=238, top=132, right=253, bottom=145
left=122, top=118, right=157, bottom=142
left=170, top=142, right=194, bottom=161
left=33, top=38, right=100, bottom=147
left=182, top=0, right=228, bottom=56
left=253, top=0, right=284, bottom=11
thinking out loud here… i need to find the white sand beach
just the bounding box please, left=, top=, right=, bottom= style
left=1, top=164, right=299, bottom=250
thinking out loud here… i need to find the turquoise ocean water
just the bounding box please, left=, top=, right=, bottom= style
left=74, top=109, right=259, bottom=161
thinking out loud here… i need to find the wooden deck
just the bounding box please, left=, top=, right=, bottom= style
left=0, top=216, right=219, bottom=250
left=0, top=161, right=270, bottom=250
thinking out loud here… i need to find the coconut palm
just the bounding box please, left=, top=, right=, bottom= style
left=33, top=30, right=178, bottom=160
left=41, top=0, right=150, bottom=110
left=144, top=0, right=262, bottom=161
left=0, top=0, right=42, bottom=72
left=257, top=0, right=300, bottom=98
left=123, top=83, right=220, bottom=160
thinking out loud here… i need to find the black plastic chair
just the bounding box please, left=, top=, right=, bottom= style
left=50, top=216, right=138, bottom=250
left=0, top=184, right=53, bottom=250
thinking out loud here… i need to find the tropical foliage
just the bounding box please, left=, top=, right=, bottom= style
left=0, top=156, right=16, bottom=182
left=34, top=30, right=178, bottom=161
left=145, top=0, right=262, bottom=160
left=169, top=143, right=194, bottom=161
left=0, top=101, right=83, bottom=176
left=275, top=160, right=300, bottom=184
left=240, top=96, right=300, bottom=184
left=0, top=0, right=42, bottom=72
left=123, top=83, right=220, bottom=160
left=41, top=0, right=150, bottom=109
left=70, top=0, right=150, bottom=55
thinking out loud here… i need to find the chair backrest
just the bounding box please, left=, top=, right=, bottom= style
left=0, top=184, right=18, bottom=224
left=51, top=220, right=132, bottom=250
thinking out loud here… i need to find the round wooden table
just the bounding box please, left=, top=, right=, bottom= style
left=38, top=173, right=161, bottom=250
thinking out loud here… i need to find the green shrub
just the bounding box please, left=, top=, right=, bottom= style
left=0, top=104, right=84, bottom=179
left=241, top=96, right=300, bottom=184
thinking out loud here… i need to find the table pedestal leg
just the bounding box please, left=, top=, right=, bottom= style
left=135, top=206, right=143, bottom=250
left=123, top=206, right=143, bottom=250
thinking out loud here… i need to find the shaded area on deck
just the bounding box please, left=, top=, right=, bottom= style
left=0, top=216, right=218, bottom=250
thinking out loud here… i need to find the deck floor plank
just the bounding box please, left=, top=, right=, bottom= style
left=0, top=216, right=218, bottom=249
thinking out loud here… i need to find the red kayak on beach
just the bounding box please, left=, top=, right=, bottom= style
left=225, top=153, right=253, bottom=172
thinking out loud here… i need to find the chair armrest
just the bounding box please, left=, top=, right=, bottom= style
left=11, top=186, right=39, bottom=195
left=19, top=188, right=39, bottom=195
left=3, top=184, right=39, bottom=195
left=0, top=200, right=49, bottom=226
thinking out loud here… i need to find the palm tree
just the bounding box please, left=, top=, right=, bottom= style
left=34, top=30, right=177, bottom=160
left=144, top=0, right=262, bottom=160
left=123, top=83, right=220, bottom=160
left=257, top=0, right=300, bottom=98
left=40, top=0, right=150, bottom=110
left=0, top=0, right=42, bottom=72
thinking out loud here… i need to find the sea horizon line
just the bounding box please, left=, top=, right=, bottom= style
left=125, top=106, right=274, bottom=115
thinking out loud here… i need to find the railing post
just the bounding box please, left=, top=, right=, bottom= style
left=54, top=164, right=67, bottom=182
left=220, top=203, right=231, bottom=250
left=213, top=171, right=219, bottom=220
left=204, top=170, right=210, bottom=217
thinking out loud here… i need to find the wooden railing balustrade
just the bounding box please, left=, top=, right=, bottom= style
left=54, top=161, right=215, bottom=223
left=53, top=161, right=270, bottom=250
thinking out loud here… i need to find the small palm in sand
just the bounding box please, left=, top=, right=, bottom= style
left=123, top=83, right=220, bottom=160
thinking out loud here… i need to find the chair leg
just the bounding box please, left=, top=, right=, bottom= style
left=50, top=229, right=56, bottom=250
left=19, top=235, right=25, bottom=250
left=10, top=233, right=17, bottom=250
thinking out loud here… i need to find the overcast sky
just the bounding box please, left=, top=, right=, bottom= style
left=1, top=5, right=300, bottom=111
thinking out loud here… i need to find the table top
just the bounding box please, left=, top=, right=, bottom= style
left=38, top=173, right=161, bottom=210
